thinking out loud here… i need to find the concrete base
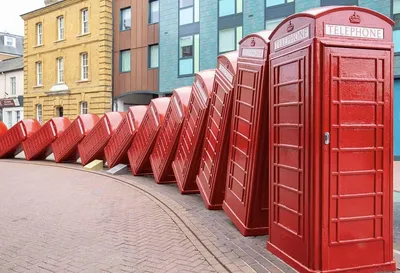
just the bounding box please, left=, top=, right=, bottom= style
left=84, top=160, right=104, bottom=171
left=107, top=164, right=128, bottom=175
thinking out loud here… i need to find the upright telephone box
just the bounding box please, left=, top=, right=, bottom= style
left=267, top=6, right=396, bottom=273
left=105, top=106, right=147, bottom=169
left=196, top=52, right=238, bottom=209
left=149, top=87, right=192, bottom=184
left=128, top=98, right=170, bottom=176
left=0, top=121, right=7, bottom=137
left=222, top=31, right=271, bottom=236
left=172, top=69, right=216, bottom=194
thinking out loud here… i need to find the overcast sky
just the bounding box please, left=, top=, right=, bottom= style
left=0, top=0, right=44, bottom=36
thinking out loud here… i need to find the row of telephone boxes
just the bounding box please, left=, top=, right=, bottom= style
left=0, top=6, right=397, bottom=273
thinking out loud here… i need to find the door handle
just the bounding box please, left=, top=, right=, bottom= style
left=324, top=132, right=330, bottom=145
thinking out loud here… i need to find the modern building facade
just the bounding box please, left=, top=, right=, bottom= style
left=0, top=32, right=23, bottom=61
left=0, top=57, right=24, bottom=128
left=21, top=0, right=113, bottom=123
left=113, top=0, right=160, bottom=112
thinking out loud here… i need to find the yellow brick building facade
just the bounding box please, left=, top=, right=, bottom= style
left=22, top=0, right=112, bottom=122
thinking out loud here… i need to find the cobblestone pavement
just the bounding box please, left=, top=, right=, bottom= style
left=1, top=159, right=399, bottom=273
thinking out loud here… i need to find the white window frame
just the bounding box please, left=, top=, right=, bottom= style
left=36, top=62, right=42, bottom=86
left=57, top=16, right=64, bottom=40
left=82, top=9, right=89, bottom=34
left=81, top=53, right=89, bottom=80
left=36, top=104, right=42, bottom=124
left=80, top=101, right=88, bottom=114
left=57, top=58, right=64, bottom=83
left=4, top=36, right=16, bottom=47
left=10, top=77, right=16, bottom=96
left=37, top=23, right=43, bottom=45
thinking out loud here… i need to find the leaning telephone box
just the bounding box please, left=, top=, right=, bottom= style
left=222, top=31, right=271, bottom=236
left=196, top=52, right=238, bottom=209
left=172, top=69, right=216, bottom=194
left=150, top=87, right=192, bottom=184
left=78, top=112, right=126, bottom=166
left=0, top=121, right=7, bottom=137
left=22, top=117, right=71, bottom=161
left=52, top=114, right=100, bottom=163
left=128, top=97, right=170, bottom=176
left=267, top=6, right=396, bottom=273
left=0, top=119, right=41, bottom=158
left=105, top=106, right=147, bottom=169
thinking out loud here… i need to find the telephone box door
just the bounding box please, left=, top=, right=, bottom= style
left=322, top=46, right=392, bottom=269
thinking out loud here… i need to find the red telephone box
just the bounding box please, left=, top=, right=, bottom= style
left=196, top=52, right=238, bottom=209
left=267, top=6, right=396, bottom=273
left=52, top=114, right=100, bottom=163
left=128, top=98, right=170, bottom=176
left=22, top=117, right=71, bottom=161
left=78, top=112, right=126, bottom=166
left=222, top=31, right=271, bottom=236
left=0, top=119, right=41, bottom=158
left=105, top=106, right=147, bottom=169
left=172, top=69, right=216, bottom=194
left=0, top=121, right=7, bottom=137
left=150, top=87, right=192, bottom=184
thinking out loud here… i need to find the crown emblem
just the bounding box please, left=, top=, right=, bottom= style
left=287, top=21, right=294, bottom=32
left=349, top=12, right=361, bottom=24
left=250, top=39, right=256, bottom=47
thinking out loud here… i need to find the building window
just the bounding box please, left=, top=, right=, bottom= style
left=266, top=0, right=294, bottom=7
left=121, top=7, right=131, bottom=31
left=37, top=23, right=43, bottom=45
left=36, top=62, right=42, bottom=86
left=179, top=34, right=199, bottom=76
left=179, top=0, right=199, bottom=25
left=265, top=17, right=284, bottom=30
left=321, top=0, right=357, bottom=6
left=56, top=106, right=64, bottom=117
left=10, top=77, right=16, bottom=96
left=81, top=9, right=89, bottom=34
left=36, top=104, right=42, bottom=124
left=149, top=44, right=159, bottom=68
left=219, top=26, right=242, bottom=53
left=6, top=112, right=12, bottom=129
left=149, top=0, right=159, bottom=23
left=57, top=16, right=64, bottom=40
left=80, top=102, right=88, bottom=114
left=57, top=58, right=64, bottom=83
left=16, top=111, right=21, bottom=122
left=4, top=36, right=16, bottom=47
left=394, top=0, right=400, bottom=29
left=120, top=50, right=131, bottom=72
left=81, top=53, right=89, bottom=80
left=219, top=0, right=242, bottom=17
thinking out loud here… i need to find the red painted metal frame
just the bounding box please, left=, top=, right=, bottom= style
left=222, top=31, right=271, bottom=236
left=172, top=69, right=216, bottom=194
left=266, top=6, right=396, bottom=273
left=22, top=117, right=71, bottom=161
left=150, top=87, right=192, bottom=184
left=196, top=52, right=239, bottom=210
left=52, top=114, right=100, bottom=163
left=128, top=98, right=170, bottom=176
left=105, top=106, right=147, bottom=169
left=78, top=112, right=126, bottom=166
left=0, top=121, right=7, bottom=137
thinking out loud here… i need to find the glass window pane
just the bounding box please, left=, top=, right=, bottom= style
left=237, top=0, right=243, bottom=13
left=194, top=0, right=199, bottom=22
left=180, top=7, right=194, bottom=25
left=179, top=59, right=193, bottom=75
left=395, top=0, right=400, bottom=14
left=394, top=30, right=400, bottom=52
left=219, top=0, right=235, bottom=17
left=150, top=45, right=159, bottom=68
left=121, top=50, right=131, bottom=72
left=150, top=1, right=159, bottom=23
left=180, top=0, right=193, bottom=8
left=266, top=0, right=285, bottom=7
left=180, top=36, right=194, bottom=58
left=121, top=8, right=131, bottom=30
left=265, top=17, right=284, bottom=30
left=236, top=26, right=243, bottom=47
left=194, top=34, right=200, bottom=73
left=219, top=28, right=236, bottom=53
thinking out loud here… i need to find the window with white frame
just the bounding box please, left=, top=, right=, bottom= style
left=36, top=62, right=42, bottom=86
left=219, top=0, right=243, bottom=17
left=179, top=0, right=199, bottom=25
left=82, top=9, right=89, bottom=34
left=80, top=101, right=88, bottom=114
left=10, top=77, right=16, bottom=96
left=37, top=23, right=43, bottom=45
left=36, top=104, right=42, bottom=124
left=57, top=16, right=64, bottom=40
left=149, top=44, right=159, bottom=68
left=4, top=36, right=16, bottom=47
left=57, top=58, right=64, bottom=83
left=81, top=53, right=89, bottom=80
left=179, top=34, right=199, bottom=76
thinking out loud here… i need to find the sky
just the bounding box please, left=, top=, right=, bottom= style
left=0, top=0, right=44, bottom=36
